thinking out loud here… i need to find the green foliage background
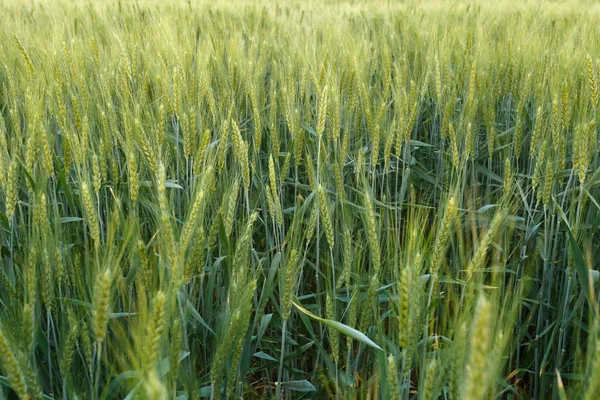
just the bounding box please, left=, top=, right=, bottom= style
left=0, top=0, right=599, bottom=399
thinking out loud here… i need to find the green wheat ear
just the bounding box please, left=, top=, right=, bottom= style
left=0, top=325, right=28, bottom=400
left=93, top=269, right=112, bottom=347
left=462, top=295, right=494, bottom=400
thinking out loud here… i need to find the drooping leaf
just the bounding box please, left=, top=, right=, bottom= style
left=293, top=302, right=383, bottom=351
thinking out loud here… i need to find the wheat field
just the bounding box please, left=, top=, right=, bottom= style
left=0, top=0, right=599, bottom=399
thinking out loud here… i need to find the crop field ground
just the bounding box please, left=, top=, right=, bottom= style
left=0, top=0, right=599, bottom=399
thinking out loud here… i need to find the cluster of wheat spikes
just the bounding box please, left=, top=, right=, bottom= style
left=0, top=0, right=599, bottom=399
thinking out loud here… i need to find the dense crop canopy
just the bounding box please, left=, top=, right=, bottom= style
left=0, top=0, right=599, bottom=399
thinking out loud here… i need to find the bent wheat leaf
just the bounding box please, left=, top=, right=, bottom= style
left=555, top=199, right=593, bottom=308
left=292, top=301, right=383, bottom=351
